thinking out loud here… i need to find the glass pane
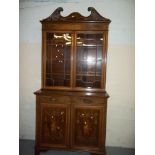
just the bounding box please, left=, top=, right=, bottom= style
left=76, top=33, right=103, bottom=88
left=46, top=32, right=72, bottom=87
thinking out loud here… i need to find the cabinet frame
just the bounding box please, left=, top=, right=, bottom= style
left=35, top=7, right=111, bottom=155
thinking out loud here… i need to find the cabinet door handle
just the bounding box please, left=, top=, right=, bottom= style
left=83, top=99, right=92, bottom=104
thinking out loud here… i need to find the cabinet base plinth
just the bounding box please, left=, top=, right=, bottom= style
left=34, top=147, right=106, bottom=155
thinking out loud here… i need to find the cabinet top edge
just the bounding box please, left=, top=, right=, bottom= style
left=40, top=7, right=111, bottom=24
left=34, top=89, right=109, bottom=98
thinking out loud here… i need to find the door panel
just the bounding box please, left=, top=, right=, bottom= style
left=45, top=32, right=73, bottom=88
left=75, top=33, right=104, bottom=89
left=71, top=104, right=106, bottom=150
left=40, top=102, right=70, bottom=148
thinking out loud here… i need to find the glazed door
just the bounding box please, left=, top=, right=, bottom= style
left=39, top=102, right=70, bottom=148
left=43, top=32, right=73, bottom=89
left=71, top=103, right=106, bottom=151
left=74, top=32, right=105, bottom=91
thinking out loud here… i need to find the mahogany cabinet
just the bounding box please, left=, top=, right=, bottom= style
left=34, top=7, right=111, bottom=155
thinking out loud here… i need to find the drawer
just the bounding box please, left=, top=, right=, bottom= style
left=72, top=96, right=106, bottom=105
left=39, top=95, right=71, bottom=104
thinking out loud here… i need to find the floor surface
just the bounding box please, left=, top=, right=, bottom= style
left=19, top=140, right=135, bottom=155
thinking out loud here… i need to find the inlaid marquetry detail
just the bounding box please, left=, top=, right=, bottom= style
left=41, top=107, right=66, bottom=144
left=74, top=108, right=100, bottom=146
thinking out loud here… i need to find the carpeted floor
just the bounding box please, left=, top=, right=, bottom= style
left=19, top=139, right=135, bottom=155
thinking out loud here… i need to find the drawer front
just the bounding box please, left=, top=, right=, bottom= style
left=72, top=96, right=106, bottom=105
left=39, top=95, right=71, bottom=104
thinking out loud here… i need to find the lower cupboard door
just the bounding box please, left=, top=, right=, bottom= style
left=71, top=105, right=106, bottom=151
left=39, top=103, right=70, bottom=148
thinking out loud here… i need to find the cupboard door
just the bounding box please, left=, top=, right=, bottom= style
left=71, top=104, right=106, bottom=151
left=75, top=32, right=104, bottom=89
left=44, top=32, right=73, bottom=88
left=39, top=102, right=70, bottom=148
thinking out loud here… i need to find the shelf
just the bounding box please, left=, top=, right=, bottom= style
left=76, top=74, right=101, bottom=76
left=76, top=59, right=102, bottom=62
left=46, top=73, right=101, bottom=76
left=46, top=44, right=71, bottom=46
left=46, top=73, right=70, bottom=75
left=46, top=59, right=70, bottom=61
left=77, top=45, right=103, bottom=47
left=46, top=60, right=71, bottom=65
left=46, top=77, right=70, bottom=80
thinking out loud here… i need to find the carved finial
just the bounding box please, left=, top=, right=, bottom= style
left=41, top=7, right=63, bottom=22
left=88, top=7, right=96, bottom=13
left=88, top=7, right=111, bottom=22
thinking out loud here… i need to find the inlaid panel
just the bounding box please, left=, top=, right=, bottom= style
left=40, top=103, right=69, bottom=147
left=72, top=106, right=101, bottom=147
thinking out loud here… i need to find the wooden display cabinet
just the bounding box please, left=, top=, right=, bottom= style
left=34, top=7, right=111, bottom=155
